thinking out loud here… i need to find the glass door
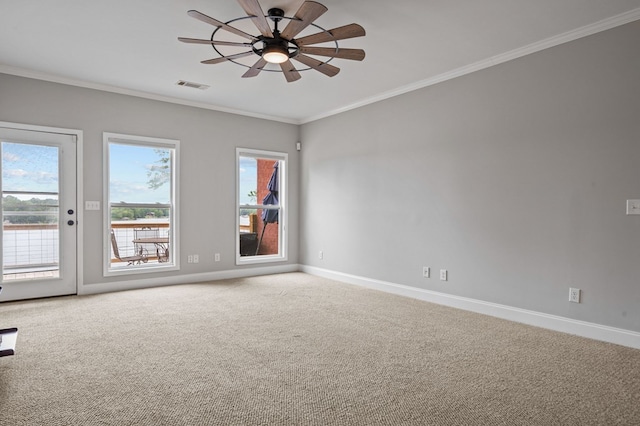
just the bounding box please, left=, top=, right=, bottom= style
left=0, top=126, right=77, bottom=301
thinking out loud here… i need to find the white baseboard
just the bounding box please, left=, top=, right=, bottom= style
left=300, top=265, right=640, bottom=350
left=79, top=264, right=299, bottom=296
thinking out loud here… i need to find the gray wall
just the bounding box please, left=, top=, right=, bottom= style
left=1, top=20, right=638, bottom=333
left=0, top=74, right=300, bottom=286
left=300, top=21, right=640, bottom=332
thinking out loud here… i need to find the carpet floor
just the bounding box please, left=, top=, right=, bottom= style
left=1, top=272, right=639, bottom=425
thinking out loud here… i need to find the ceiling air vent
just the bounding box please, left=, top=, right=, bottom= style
left=176, top=80, right=210, bottom=90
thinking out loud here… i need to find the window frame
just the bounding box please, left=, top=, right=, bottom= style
left=236, top=148, right=287, bottom=265
left=103, top=132, right=180, bottom=276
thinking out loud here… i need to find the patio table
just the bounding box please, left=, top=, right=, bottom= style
left=133, top=237, right=169, bottom=262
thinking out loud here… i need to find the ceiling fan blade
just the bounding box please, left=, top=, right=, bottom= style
left=236, top=0, right=273, bottom=38
left=279, top=60, right=302, bottom=83
left=178, top=37, right=252, bottom=47
left=280, top=1, right=328, bottom=40
left=295, top=23, right=366, bottom=46
left=187, top=10, right=257, bottom=41
left=299, top=46, right=365, bottom=61
left=292, top=53, right=340, bottom=77
left=242, top=57, right=268, bottom=78
left=201, top=51, right=255, bottom=65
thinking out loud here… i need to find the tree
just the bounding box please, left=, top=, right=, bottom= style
left=147, top=149, right=170, bottom=190
left=2, top=195, right=58, bottom=224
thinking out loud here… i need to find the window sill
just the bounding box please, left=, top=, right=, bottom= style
left=236, top=254, right=287, bottom=266
left=104, top=263, right=179, bottom=277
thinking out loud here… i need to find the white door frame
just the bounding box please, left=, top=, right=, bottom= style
left=0, top=121, right=83, bottom=301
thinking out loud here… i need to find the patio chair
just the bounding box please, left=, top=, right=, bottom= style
left=110, top=229, right=148, bottom=265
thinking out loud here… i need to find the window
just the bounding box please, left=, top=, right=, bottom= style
left=237, top=148, right=287, bottom=264
left=104, top=133, right=179, bottom=275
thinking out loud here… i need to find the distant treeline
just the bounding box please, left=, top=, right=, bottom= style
left=2, top=196, right=169, bottom=224
left=2, top=196, right=58, bottom=224
left=111, top=207, right=169, bottom=221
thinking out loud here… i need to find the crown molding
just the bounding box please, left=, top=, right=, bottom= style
left=300, top=7, right=640, bottom=124
left=2, top=7, right=639, bottom=126
left=0, top=65, right=299, bottom=125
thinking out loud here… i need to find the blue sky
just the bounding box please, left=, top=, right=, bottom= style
left=2, top=142, right=59, bottom=199
left=109, top=144, right=170, bottom=204
left=239, top=156, right=257, bottom=205
left=3, top=141, right=260, bottom=206
left=111, top=147, right=261, bottom=205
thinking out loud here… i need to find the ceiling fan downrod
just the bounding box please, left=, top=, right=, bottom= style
left=258, top=8, right=298, bottom=63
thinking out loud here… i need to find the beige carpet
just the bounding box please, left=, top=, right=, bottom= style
left=1, top=272, right=639, bottom=425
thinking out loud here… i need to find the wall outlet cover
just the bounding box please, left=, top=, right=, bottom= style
left=626, top=199, right=640, bottom=215
left=569, top=287, right=581, bottom=303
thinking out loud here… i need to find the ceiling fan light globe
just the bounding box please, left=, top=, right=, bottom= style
left=263, top=45, right=289, bottom=64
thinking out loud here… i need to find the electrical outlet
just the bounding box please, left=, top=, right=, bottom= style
left=627, top=199, right=640, bottom=215
left=187, top=255, right=193, bottom=263
left=319, top=250, right=323, bottom=260
left=569, top=288, right=581, bottom=303
left=214, top=253, right=220, bottom=262
left=423, top=267, right=430, bottom=278
left=440, top=269, right=448, bottom=281
left=193, top=254, right=199, bottom=263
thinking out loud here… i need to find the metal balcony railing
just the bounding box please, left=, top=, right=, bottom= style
left=2, top=223, right=59, bottom=271
left=110, top=221, right=170, bottom=264
left=2, top=221, right=171, bottom=275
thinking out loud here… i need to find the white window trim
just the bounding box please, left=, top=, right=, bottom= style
left=103, top=132, right=180, bottom=276
left=236, top=148, right=288, bottom=265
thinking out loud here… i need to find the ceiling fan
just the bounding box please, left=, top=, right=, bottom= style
left=178, top=0, right=366, bottom=82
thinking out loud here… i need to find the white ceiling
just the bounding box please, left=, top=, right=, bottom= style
left=1, top=0, right=640, bottom=124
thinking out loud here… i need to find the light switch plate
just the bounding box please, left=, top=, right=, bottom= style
left=85, top=201, right=100, bottom=210
left=626, top=199, right=640, bottom=215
